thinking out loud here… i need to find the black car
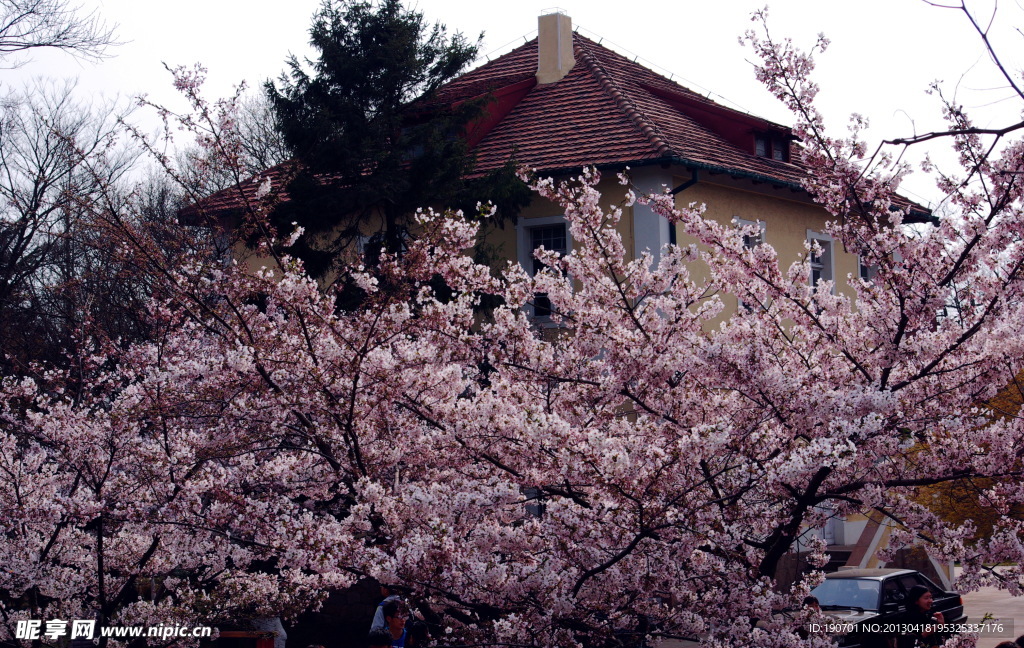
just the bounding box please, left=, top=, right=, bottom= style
left=809, top=568, right=966, bottom=648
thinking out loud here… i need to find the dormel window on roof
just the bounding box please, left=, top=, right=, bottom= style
left=755, top=133, right=788, bottom=162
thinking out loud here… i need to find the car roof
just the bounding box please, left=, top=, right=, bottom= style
left=822, top=569, right=916, bottom=580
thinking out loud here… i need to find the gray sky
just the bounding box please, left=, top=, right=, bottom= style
left=7, top=0, right=1022, bottom=206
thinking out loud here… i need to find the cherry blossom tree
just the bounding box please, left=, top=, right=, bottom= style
left=0, top=75, right=352, bottom=647
left=2, top=5, right=1024, bottom=648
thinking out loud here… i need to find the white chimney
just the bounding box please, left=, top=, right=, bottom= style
left=536, top=11, right=575, bottom=85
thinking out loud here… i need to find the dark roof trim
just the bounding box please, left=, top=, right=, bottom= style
left=525, top=155, right=805, bottom=191
left=526, top=155, right=934, bottom=221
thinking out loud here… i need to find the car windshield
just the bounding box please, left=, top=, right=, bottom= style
left=811, top=578, right=881, bottom=611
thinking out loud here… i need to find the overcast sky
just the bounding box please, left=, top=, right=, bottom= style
left=7, top=0, right=1022, bottom=206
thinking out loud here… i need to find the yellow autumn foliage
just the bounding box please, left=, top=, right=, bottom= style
left=915, top=372, right=1024, bottom=541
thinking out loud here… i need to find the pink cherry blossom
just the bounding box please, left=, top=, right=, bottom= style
left=2, top=11, right=1024, bottom=648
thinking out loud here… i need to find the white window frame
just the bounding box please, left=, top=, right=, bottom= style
left=213, top=227, right=233, bottom=268
left=734, top=217, right=766, bottom=249
left=734, top=217, right=766, bottom=311
left=857, top=255, right=879, bottom=282
left=807, top=229, right=835, bottom=293
left=517, top=215, right=571, bottom=319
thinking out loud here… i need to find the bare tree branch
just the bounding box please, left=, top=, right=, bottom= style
left=884, top=120, right=1024, bottom=146
left=0, top=0, right=118, bottom=65
left=922, top=0, right=1024, bottom=99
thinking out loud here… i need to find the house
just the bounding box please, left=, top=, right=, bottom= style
left=189, top=10, right=941, bottom=587
left=192, top=12, right=922, bottom=306
left=425, top=11, right=929, bottom=317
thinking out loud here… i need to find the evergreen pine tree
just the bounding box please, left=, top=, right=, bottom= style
left=267, top=0, right=528, bottom=278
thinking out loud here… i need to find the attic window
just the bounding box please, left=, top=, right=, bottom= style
left=755, top=134, right=788, bottom=162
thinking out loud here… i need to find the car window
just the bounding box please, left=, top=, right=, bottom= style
left=811, top=579, right=881, bottom=610
left=882, top=579, right=903, bottom=605
left=900, top=573, right=942, bottom=595
left=915, top=573, right=944, bottom=595
left=898, top=574, right=920, bottom=593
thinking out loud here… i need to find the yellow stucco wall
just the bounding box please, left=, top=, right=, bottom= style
left=484, top=172, right=857, bottom=315
left=483, top=176, right=636, bottom=274
left=236, top=171, right=856, bottom=315
left=672, top=177, right=858, bottom=308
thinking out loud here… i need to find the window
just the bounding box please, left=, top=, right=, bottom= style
left=735, top=217, right=765, bottom=249
left=858, top=256, right=878, bottom=282
left=735, top=218, right=765, bottom=311
left=882, top=579, right=904, bottom=606
left=897, top=573, right=943, bottom=598
left=522, top=486, right=546, bottom=518
left=213, top=227, right=232, bottom=268
left=517, top=216, right=570, bottom=318
left=755, top=133, right=788, bottom=162
left=807, top=230, right=834, bottom=292
left=773, top=141, right=786, bottom=162
left=530, top=225, right=566, bottom=317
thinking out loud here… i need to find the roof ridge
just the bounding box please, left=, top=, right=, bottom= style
left=574, top=35, right=673, bottom=159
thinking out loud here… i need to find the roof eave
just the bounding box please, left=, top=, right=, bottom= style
left=518, top=155, right=934, bottom=223
left=518, top=155, right=806, bottom=192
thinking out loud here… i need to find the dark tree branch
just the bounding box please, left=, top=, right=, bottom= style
left=0, top=0, right=118, bottom=65
left=884, top=120, right=1024, bottom=146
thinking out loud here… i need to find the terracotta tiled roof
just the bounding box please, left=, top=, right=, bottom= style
left=185, top=31, right=929, bottom=219
left=181, top=163, right=299, bottom=222
left=435, top=33, right=808, bottom=186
